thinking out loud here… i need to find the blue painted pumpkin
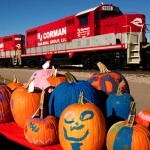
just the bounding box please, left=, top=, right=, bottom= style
left=48, top=80, right=101, bottom=119
left=106, top=92, right=134, bottom=130
left=106, top=102, right=150, bottom=150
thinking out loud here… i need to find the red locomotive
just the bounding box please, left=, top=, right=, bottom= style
left=0, top=34, right=25, bottom=67
left=0, top=3, right=150, bottom=70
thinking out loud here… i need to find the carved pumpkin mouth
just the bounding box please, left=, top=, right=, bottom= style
left=63, top=127, right=89, bottom=141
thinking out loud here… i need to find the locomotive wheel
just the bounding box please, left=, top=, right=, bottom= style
left=129, top=64, right=140, bottom=70
left=145, top=52, right=150, bottom=70
left=0, top=61, right=2, bottom=68
left=82, top=55, right=91, bottom=69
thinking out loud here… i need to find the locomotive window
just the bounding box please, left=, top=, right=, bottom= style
left=3, top=37, right=12, bottom=42
left=94, top=11, right=100, bottom=21
left=66, top=20, right=71, bottom=25
left=34, top=30, right=37, bottom=34
left=101, top=12, right=112, bottom=19
left=72, top=18, right=74, bottom=24
left=66, top=19, right=74, bottom=26
left=27, top=32, right=30, bottom=36
left=102, top=13, right=107, bottom=19
left=79, top=14, right=88, bottom=26
left=31, top=31, right=34, bottom=35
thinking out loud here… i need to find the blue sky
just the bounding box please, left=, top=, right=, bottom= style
left=1, top=0, right=150, bottom=40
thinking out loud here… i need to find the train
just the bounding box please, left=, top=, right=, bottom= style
left=0, top=3, right=150, bottom=70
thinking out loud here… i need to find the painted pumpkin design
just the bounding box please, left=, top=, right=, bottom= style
left=0, top=84, right=13, bottom=123
left=87, top=62, right=130, bottom=95
left=24, top=90, right=59, bottom=146
left=59, top=92, right=106, bottom=150
left=106, top=102, right=150, bottom=150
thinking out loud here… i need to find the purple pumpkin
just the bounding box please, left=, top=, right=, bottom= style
left=0, top=84, right=13, bottom=123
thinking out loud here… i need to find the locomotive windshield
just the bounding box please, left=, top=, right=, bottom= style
left=101, top=5, right=123, bottom=19
left=78, top=14, right=89, bottom=26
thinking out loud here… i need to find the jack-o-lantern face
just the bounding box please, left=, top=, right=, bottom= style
left=24, top=116, right=59, bottom=146
left=63, top=110, right=94, bottom=142
left=59, top=100, right=106, bottom=150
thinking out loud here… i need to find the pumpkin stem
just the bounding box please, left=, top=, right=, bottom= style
left=64, top=72, right=77, bottom=83
left=4, top=78, right=12, bottom=84
left=78, top=92, right=84, bottom=104
left=17, top=78, right=20, bottom=83
left=0, top=76, right=4, bottom=83
left=39, top=89, right=45, bottom=119
left=126, top=101, right=136, bottom=127
left=50, top=66, right=57, bottom=77
left=97, top=61, right=111, bottom=73
left=13, top=75, right=17, bottom=83
left=116, top=80, right=125, bottom=96
left=23, top=77, right=35, bottom=89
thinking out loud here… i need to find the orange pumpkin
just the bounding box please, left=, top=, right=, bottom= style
left=106, top=102, right=150, bottom=150
left=87, top=62, right=130, bottom=96
left=46, top=66, right=67, bottom=91
left=24, top=90, right=58, bottom=146
left=7, top=75, right=23, bottom=91
left=10, top=78, right=41, bottom=128
left=135, top=109, right=150, bottom=129
left=59, top=92, right=106, bottom=150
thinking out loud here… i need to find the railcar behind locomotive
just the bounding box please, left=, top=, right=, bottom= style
left=0, top=3, right=150, bottom=70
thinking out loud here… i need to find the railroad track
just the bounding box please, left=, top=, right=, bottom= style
left=2, top=66, right=150, bottom=76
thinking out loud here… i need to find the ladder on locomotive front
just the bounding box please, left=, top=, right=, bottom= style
left=124, top=24, right=144, bottom=65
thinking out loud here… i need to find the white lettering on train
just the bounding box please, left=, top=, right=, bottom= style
left=50, top=39, right=60, bottom=44
left=38, top=41, right=49, bottom=46
left=38, top=27, right=67, bottom=41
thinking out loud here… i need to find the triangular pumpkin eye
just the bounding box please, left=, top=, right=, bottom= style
left=80, top=110, right=94, bottom=121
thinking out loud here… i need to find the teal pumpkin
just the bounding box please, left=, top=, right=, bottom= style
left=106, top=93, right=134, bottom=130
left=106, top=102, right=150, bottom=150
left=48, top=72, right=101, bottom=119
left=106, top=80, right=134, bottom=129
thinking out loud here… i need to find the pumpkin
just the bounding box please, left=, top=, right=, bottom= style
left=10, top=78, right=41, bottom=128
left=24, top=89, right=58, bottom=146
left=0, top=84, right=13, bottom=123
left=46, top=66, right=67, bottom=91
left=48, top=72, right=101, bottom=119
left=106, top=80, right=134, bottom=130
left=106, top=102, right=150, bottom=150
left=135, top=109, right=150, bottom=129
left=59, top=92, right=106, bottom=150
left=87, top=62, right=130, bottom=96
left=7, top=75, right=23, bottom=91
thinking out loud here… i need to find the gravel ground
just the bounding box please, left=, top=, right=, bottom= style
left=0, top=68, right=150, bottom=114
